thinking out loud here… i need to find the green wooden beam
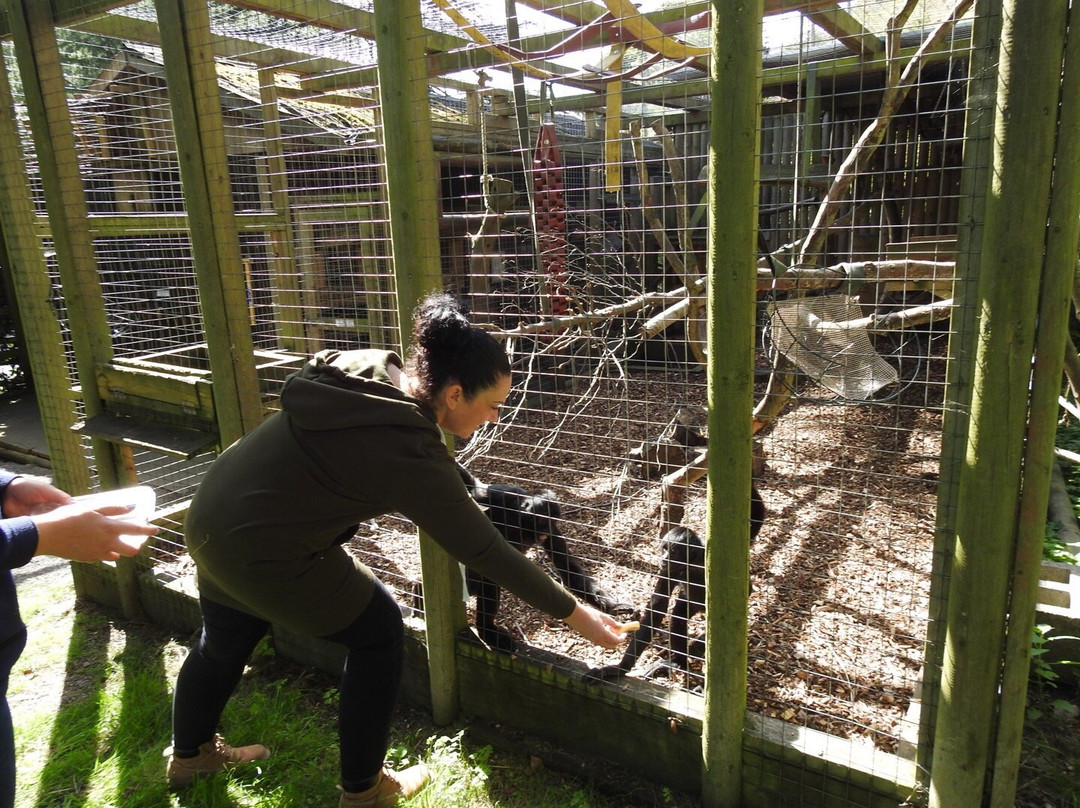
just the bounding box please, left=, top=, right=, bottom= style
left=805, top=5, right=884, bottom=59
left=915, top=0, right=1001, bottom=789
left=702, top=1, right=762, bottom=806
left=153, top=0, right=264, bottom=445
left=0, top=38, right=90, bottom=493
left=0, top=0, right=130, bottom=37
left=928, top=2, right=1068, bottom=806
left=80, top=212, right=285, bottom=235
left=4, top=0, right=123, bottom=490
left=518, top=0, right=845, bottom=24
left=71, top=11, right=356, bottom=78
left=374, top=0, right=464, bottom=727
left=989, top=2, right=1080, bottom=804
left=223, top=0, right=462, bottom=53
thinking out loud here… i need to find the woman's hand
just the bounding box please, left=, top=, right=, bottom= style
left=3, top=475, right=71, bottom=518
left=563, top=601, right=629, bottom=651
left=32, top=501, right=158, bottom=563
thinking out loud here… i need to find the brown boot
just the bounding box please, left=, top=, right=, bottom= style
left=338, top=763, right=431, bottom=807
left=165, top=733, right=271, bottom=788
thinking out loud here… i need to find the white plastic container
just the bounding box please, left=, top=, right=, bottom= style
left=73, top=485, right=156, bottom=548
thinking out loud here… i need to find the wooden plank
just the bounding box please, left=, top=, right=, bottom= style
left=76, top=413, right=218, bottom=459
left=153, top=0, right=264, bottom=446
left=742, top=711, right=917, bottom=807
left=456, top=639, right=915, bottom=806
left=703, top=1, right=762, bottom=806
left=805, top=5, right=885, bottom=59
left=374, top=0, right=462, bottom=726
left=43, top=213, right=287, bottom=235
left=456, top=642, right=704, bottom=793
left=518, top=0, right=847, bottom=25
left=97, top=363, right=211, bottom=413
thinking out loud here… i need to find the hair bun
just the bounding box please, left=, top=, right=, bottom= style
left=413, top=292, right=471, bottom=351
left=405, top=290, right=510, bottom=405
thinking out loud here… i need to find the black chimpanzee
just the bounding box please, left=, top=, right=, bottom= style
left=458, top=462, right=629, bottom=653
left=585, top=483, right=765, bottom=685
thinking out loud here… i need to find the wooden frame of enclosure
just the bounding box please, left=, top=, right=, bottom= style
left=0, top=2, right=1078, bottom=807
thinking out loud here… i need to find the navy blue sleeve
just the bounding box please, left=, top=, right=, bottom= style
left=0, top=471, right=39, bottom=570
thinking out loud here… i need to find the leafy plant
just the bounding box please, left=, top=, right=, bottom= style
left=1044, top=521, right=1078, bottom=564
left=1031, top=623, right=1080, bottom=689
left=1030, top=624, right=1060, bottom=687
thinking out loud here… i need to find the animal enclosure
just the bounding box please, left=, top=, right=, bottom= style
left=0, top=1, right=1076, bottom=807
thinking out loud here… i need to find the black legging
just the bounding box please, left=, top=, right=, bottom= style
left=0, top=628, right=27, bottom=808
left=172, top=582, right=405, bottom=792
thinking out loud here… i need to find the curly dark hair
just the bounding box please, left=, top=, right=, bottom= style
left=405, top=292, right=510, bottom=405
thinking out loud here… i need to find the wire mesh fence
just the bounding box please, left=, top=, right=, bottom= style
left=3, top=0, right=988, bottom=801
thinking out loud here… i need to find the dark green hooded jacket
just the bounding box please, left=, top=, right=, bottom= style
left=185, top=349, right=575, bottom=636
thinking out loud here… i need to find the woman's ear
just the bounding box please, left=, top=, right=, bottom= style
left=441, top=383, right=464, bottom=411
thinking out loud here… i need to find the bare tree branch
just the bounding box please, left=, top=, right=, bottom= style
left=796, top=0, right=975, bottom=265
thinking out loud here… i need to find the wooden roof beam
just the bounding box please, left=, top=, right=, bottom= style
left=519, top=0, right=859, bottom=24
left=541, top=30, right=969, bottom=114
left=16, top=0, right=936, bottom=108
left=0, top=0, right=130, bottom=38
left=70, top=13, right=357, bottom=79
left=5, top=0, right=850, bottom=41
left=298, top=0, right=715, bottom=94
left=300, top=20, right=604, bottom=94
left=219, top=0, right=464, bottom=54
left=804, top=5, right=884, bottom=59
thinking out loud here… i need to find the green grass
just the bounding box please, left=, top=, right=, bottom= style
left=1018, top=684, right=1080, bottom=808
left=11, top=565, right=689, bottom=808
left=15, top=559, right=1076, bottom=808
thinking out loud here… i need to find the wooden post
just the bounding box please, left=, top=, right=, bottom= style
left=154, top=0, right=263, bottom=447
left=113, top=446, right=145, bottom=621
left=374, top=0, right=465, bottom=726
left=256, top=68, right=305, bottom=351
left=4, top=0, right=121, bottom=492
left=702, top=2, right=762, bottom=807
left=928, top=2, right=1067, bottom=806
left=0, top=36, right=89, bottom=495
left=916, top=0, right=1002, bottom=784
left=990, top=5, right=1080, bottom=804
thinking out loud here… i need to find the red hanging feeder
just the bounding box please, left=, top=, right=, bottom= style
left=532, top=122, right=569, bottom=318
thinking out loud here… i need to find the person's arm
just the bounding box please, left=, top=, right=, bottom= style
left=1, top=474, right=157, bottom=565
left=0, top=473, right=70, bottom=517
left=564, top=602, right=625, bottom=649
left=0, top=471, right=41, bottom=570
left=395, top=455, right=625, bottom=650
